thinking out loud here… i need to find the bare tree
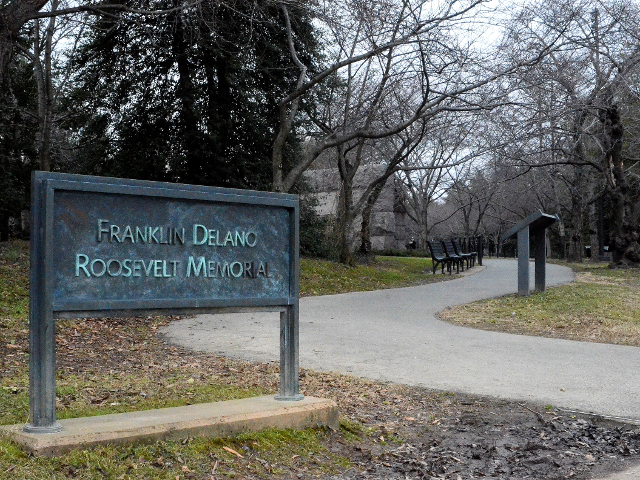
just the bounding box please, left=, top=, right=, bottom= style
left=0, top=0, right=49, bottom=87
left=357, top=125, right=427, bottom=256
left=494, top=0, right=640, bottom=264
left=279, top=0, right=560, bottom=264
left=396, top=113, right=479, bottom=247
left=12, top=0, right=86, bottom=171
left=272, top=0, right=533, bottom=194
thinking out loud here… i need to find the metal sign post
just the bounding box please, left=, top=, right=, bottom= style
left=27, top=172, right=302, bottom=432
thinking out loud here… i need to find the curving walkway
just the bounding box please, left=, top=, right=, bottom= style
left=162, top=259, right=640, bottom=422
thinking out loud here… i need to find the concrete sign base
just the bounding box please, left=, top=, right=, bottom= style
left=1, top=396, right=338, bottom=457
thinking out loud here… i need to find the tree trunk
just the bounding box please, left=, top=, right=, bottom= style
left=0, top=34, right=12, bottom=91
left=172, top=14, right=202, bottom=183
left=359, top=179, right=387, bottom=256
left=359, top=201, right=373, bottom=256
left=602, top=104, right=640, bottom=266
left=2, top=0, right=52, bottom=170
left=0, top=214, right=8, bottom=242
left=418, top=203, right=431, bottom=250
left=335, top=145, right=357, bottom=265
left=567, top=130, right=588, bottom=262
left=569, top=188, right=585, bottom=263
left=337, top=185, right=355, bottom=265
left=597, top=195, right=605, bottom=260
left=33, top=2, right=57, bottom=172
left=338, top=216, right=355, bottom=264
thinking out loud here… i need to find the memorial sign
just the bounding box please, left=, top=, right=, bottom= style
left=28, top=172, right=302, bottom=433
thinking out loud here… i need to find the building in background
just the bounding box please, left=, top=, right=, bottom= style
left=303, top=164, right=411, bottom=251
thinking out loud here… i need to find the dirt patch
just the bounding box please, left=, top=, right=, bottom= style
left=3, top=316, right=640, bottom=479
left=318, top=385, right=640, bottom=479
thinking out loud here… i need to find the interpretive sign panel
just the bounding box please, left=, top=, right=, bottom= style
left=28, top=172, right=301, bottom=433
left=500, top=210, right=558, bottom=296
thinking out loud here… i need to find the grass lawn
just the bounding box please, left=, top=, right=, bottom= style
left=439, top=262, right=640, bottom=346
left=300, top=255, right=445, bottom=296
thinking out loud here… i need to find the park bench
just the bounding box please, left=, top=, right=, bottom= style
left=427, top=240, right=454, bottom=274
left=442, top=239, right=465, bottom=273
left=452, top=238, right=476, bottom=268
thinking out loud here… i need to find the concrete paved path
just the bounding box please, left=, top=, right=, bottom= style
left=162, top=259, right=640, bottom=422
